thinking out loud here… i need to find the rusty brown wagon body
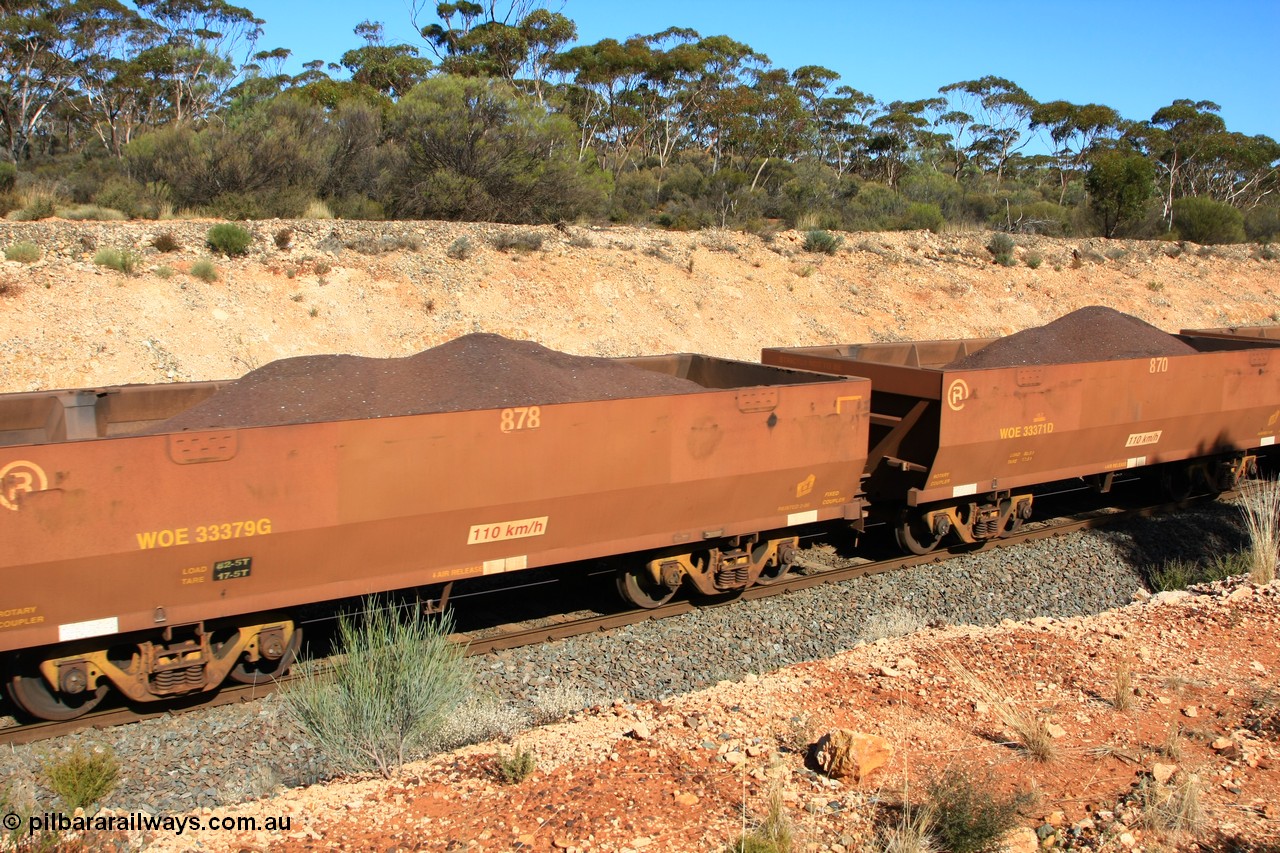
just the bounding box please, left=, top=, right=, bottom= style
left=1180, top=325, right=1280, bottom=345
left=0, top=355, right=870, bottom=718
left=762, top=338, right=1276, bottom=553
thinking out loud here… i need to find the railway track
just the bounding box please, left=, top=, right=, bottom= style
left=0, top=490, right=1230, bottom=747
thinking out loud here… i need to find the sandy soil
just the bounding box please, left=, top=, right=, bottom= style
left=1, top=223, right=1276, bottom=393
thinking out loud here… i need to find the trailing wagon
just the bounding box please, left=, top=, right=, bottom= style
left=763, top=324, right=1276, bottom=553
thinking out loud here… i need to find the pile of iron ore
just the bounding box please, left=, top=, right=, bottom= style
left=148, top=334, right=704, bottom=431
left=950, top=306, right=1199, bottom=369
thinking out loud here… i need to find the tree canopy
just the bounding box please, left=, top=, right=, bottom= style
left=0, top=0, right=1274, bottom=242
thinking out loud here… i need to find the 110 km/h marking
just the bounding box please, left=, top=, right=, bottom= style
left=468, top=516, right=549, bottom=545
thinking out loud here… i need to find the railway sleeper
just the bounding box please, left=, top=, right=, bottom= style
left=11, top=618, right=297, bottom=719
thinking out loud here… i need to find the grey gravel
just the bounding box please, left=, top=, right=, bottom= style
left=0, top=501, right=1248, bottom=816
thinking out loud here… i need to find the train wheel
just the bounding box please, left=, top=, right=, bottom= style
left=228, top=625, right=303, bottom=686
left=6, top=671, right=108, bottom=721
left=895, top=509, right=944, bottom=555
left=616, top=567, right=677, bottom=609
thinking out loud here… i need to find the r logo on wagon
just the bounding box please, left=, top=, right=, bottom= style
left=1, top=460, right=47, bottom=511
left=946, top=379, right=970, bottom=412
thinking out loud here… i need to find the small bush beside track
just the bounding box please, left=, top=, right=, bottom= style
left=283, top=598, right=471, bottom=779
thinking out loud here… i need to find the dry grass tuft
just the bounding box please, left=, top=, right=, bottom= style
left=877, top=791, right=935, bottom=853
left=728, top=787, right=794, bottom=853
left=941, top=651, right=1057, bottom=762
left=1111, top=664, right=1134, bottom=712
left=1239, top=477, right=1280, bottom=584
left=1161, top=724, right=1184, bottom=761
left=1135, top=773, right=1204, bottom=839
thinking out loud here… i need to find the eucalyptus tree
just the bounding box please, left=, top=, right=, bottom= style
left=341, top=21, right=431, bottom=100
left=1084, top=144, right=1154, bottom=237
left=132, top=0, right=264, bottom=122
left=550, top=35, right=660, bottom=173
left=1140, top=99, right=1227, bottom=227
left=818, top=85, right=875, bottom=177
left=414, top=0, right=574, bottom=102
left=867, top=99, right=931, bottom=188
left=789, top=63, right=837, bottom=160
left=0, top=0, right=149, bottom=159
left=67, top=1, right=164, bottom=157
left=1029, top=100, right=1122, bottom=203
left=939, top=75, right=1036, bottom=184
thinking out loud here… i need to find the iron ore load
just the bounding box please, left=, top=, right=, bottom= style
left=0, top=335, right=872, bottom=719
left=2, top=309, right=1279, bottom=721
left=763, top=307, right=1276, bottom=554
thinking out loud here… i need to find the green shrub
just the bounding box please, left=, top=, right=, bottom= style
left=1144, top=554, right=1241, bottom=591
left=0, top=161, right=15, bottom=193
left=896, top=202, right=945, bottom=233
left=1244, top=205, right=1280, bottom=243
left=803, top=228, right=842, bottom=255
left=5, top=241, right=40, bottom=263
left=1024, top=251, right=1043, bottom=269
left=190, top=259, right=218, bottom=282
left=489, top=230, right=544, bottom=252
left=496, top=746, right=537, bottom=784
left=446, top=236, right=474, bottom=260
left=282, top=598, right=471, bottom=778
left=94, top=177, right=153, bottom=219
left=94, top=247, right=141, bottom=275
left=1172, top=196, right=1245, bottom=245
left=151, top=232, right=181, bottom=253
left=206, top=222, right=253, bottom=256
left=11, top=194, right=56, bottom=221
left=154, top=265, right=174, bottom=279
left=42, top=745, right=119, bottom=811
left=926, top=767, right=1029, bottom=853
left=62, top=205, right=126, bottom=221
left=987, top=232, right=1016, bottom=266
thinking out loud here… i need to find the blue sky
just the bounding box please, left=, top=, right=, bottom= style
left=250, top=0, right=1280, bottom=141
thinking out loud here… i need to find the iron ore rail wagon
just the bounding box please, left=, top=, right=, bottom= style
left=0, top=344, right=870, bottom=719
left=764, top=317, right=1277, bottom=554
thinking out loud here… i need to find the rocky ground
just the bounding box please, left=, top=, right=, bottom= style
left=1, top=220, right=1279, bottom=851
left=19, top=555, right=1276, bottom=853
